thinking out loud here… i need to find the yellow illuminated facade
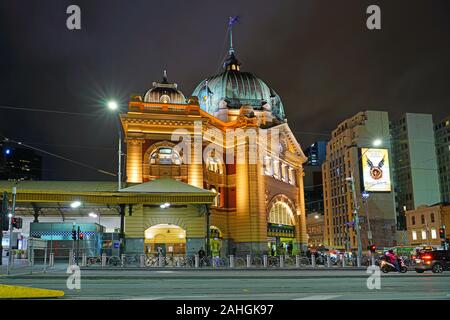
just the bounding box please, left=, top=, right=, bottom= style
left=121, top=49, right=308, bottom=255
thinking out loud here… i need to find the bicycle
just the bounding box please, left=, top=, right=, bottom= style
left=108, top=256, right=121, bottom=266
left=145, top=256, right=159, bottom=267
left=87, top=256, right=101, bottom=266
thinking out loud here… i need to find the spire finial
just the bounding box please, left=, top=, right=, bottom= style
left=163, top=70, right=168, bottom=82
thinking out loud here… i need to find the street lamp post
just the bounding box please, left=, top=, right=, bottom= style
left=107, top=101, right=122, bottom=191
left=348, top=172, right=363, bottom=262
left=362, top=191, right=372, bottom=242
left=346, top=138, right=383, bottom=263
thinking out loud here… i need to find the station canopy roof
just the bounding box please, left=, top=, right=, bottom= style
left=0, top=178, right=215, bottom=213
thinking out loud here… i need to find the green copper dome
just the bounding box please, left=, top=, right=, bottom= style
left=192, top=54, right=286, bottom=121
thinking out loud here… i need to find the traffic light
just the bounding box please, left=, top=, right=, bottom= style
left=77, top=226, right=83, bottom=240
left=439, top=228, right=446, bottom=240
left=367, top=244, right=376, bottom=253
left=11, top=217, right=22, bottom=229
left=71, top=229, right=77, bottom=240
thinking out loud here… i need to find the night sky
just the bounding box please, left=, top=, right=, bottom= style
left=1, top=0, right=449, bottom=181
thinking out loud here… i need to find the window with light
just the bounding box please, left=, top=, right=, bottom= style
left=150, top=147, right=181, bottom=165
left=269, top=202, right=294, bottom=226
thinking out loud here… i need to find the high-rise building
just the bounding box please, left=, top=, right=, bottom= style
left=0, top=144, right=42, bottom=181
left=303, top=141, right=327, bottom=216
left=304, top=141, right=327, bottom=166
left=390, top=113, right=441, bottom=231
left=434, top=116, right=450, bottom=202
left=322, top=111, right=397, bottom=250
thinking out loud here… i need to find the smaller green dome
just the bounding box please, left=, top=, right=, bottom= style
left=143, top=71, right=186, bottom=104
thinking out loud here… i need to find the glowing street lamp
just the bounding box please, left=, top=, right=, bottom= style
left=106, top=100, right=123, bottom=190
left=372, top=139, right=382, bottom=147
left=107, top=100, right=118, bottom=111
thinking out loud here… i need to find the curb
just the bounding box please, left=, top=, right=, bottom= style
left=0, top=284, right=64, bottom=299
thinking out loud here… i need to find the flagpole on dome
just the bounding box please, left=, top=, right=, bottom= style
left=228, top=16, right=239, bottom=55
left=205, top=80, right=209, bottom=112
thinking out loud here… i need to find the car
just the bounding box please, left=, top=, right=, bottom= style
left=414, top=250, right=450, bottom=273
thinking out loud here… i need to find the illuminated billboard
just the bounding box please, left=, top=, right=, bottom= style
left=361, top=148, right=391, bottom=192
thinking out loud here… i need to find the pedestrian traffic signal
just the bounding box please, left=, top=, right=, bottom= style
left=71, top=229, right=77, bottom=240
left=367, top=244, right=376, bottom=253
left=11, top=217, right=22, bottom=229
left=439, top=228, right=446, bottom=239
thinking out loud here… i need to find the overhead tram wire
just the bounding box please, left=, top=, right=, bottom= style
left=0, top=105, right=97, bottom=117
left=0, top=134, right=116, bottom=177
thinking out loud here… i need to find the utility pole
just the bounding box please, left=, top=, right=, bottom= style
left=0, top=192, right=7, bottom=266
left=348, top=173, right=363, bottom=263
left=7, top=187, right=16, bottom=275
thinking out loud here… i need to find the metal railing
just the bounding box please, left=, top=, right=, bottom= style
left=72, top=253, right=392, bottom=269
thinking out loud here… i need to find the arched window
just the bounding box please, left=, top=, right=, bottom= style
left=150, top=147, right=181, bottom=165
left=206, top=156, right=223, bottom=174
left=211, top=187, right=221, bottom=207
left=160, top=94, right=171, bottom=103
left=268, top=201, right=294, bottom=226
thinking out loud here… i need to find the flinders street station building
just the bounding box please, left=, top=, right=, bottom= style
left=0, top=41, right=308, bottom=257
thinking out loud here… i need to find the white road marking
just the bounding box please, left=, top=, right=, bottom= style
left=123, top=296, right=164, bottom=300
left=294, top=295, right=342, bottom=300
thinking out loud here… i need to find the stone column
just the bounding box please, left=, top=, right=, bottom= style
left=295, top=166, right=308, bottom=254
left=126, top=139, right=143, bottom=183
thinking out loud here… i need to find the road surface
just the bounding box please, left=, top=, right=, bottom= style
left=2, top=267, right=450, bottom=300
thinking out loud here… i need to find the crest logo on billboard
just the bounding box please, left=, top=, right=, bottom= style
left=367, top=156, right=385, bottom=180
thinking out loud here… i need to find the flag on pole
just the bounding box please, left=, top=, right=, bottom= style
left=229, top=16, right=239, bottom=26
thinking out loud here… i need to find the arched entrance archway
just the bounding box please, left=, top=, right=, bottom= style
left=144, top=224, right=186, bottom=256
left=267, top=195, right=296, bottom=256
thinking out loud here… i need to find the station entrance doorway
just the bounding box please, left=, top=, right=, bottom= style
left=144, top=224, right=186, bottom=256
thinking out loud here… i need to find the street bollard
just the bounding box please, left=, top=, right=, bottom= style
left=371, top=255, right=375, bottom=266
left=101, top=253, right=106, bottom=267
left=158, top=255, right=164, bottom=267
left=327, top=254, right=331, bottom=268
left=176, top=256, right=181, bottom=267
left=311, top=254, right=316, bottom=267
left=195, top=254, right=199, bottom=268
left=121, top=254, right=126, bottom=267
left=263, top=255, right=268, bottom=268
left=357, top=256, right=361, bottom=267
left=279, top=255, right=284, bottom=268
left=246, top=255, right=251, bottom=268
left=81, top=253, right=87, bottom=267
left=296, top=255, right=300, bottom=268
left=229, top=255, right=235, bottom=268
left=342, top=255, right=346, bottom=267
left=49, top=253, right=54, bottom=267
left=140, top=254, right=145, bottom=268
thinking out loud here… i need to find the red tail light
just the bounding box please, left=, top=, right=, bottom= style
left=422, top=255, right=432, bottom=260
left=412, top=255, right=416, bottom=259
